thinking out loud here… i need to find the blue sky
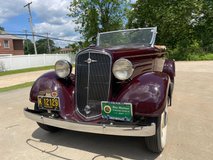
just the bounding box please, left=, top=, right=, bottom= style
left=0, top=0, right=80, bottom=47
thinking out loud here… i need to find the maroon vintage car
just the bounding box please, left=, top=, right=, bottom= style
left=24, top=27, right=175, bottom=153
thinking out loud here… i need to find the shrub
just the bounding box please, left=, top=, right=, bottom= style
left=0, top=61, right=5, bottom=72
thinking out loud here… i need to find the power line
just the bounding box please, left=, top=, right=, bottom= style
left=3, top=30, right=81, bottom=43
left=0, top=33, right=80, bottom=43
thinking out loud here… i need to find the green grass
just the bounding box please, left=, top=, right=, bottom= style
left=187, top=53, right=213, bottom=61
left=0, top=82, right=34, bottom=93
left=167, top=52, right=213, bottom=61
left=0, top=66, right=54, bottom=76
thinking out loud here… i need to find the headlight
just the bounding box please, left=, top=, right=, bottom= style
left=55, top=60, right=72, bottom=78
left=112, top=58, right=134, bottom=80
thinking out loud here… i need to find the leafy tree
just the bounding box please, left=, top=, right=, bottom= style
left=66, top=42, right=83, bottom=54
left=36, top=38, right=57, bottom=54
left=69, top=0, right=128, bottom=43
left=0, top=26, right=4, bottom=31
left=24, top=39, right=35, bottom=55
left=194, top=0, right=213, bottom=52
left=127, top=0, right=203, bottom=49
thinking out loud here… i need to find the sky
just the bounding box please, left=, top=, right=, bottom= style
left=0, top=0, right=81, bottom=47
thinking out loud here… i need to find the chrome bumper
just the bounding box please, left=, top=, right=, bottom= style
left=24, top=108, right=156, bottom=137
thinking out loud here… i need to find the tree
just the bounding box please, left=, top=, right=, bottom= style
left=24, top=39, right=35, bottom=55
left=66, top=42, right=83, bottom=54
left=127, top=0, right=203, bottom=50
left=24, top=38, right=58, bottom=54
left=36, top=39, right=57, bottom=54
left=0, top=26, right=5, bottom=31
left=194, top=0, right=213, bottom=52
left=69, top=0, right=128, bottom=43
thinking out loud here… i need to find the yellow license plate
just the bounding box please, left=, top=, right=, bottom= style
left=37, top=96, right=60, bottom=110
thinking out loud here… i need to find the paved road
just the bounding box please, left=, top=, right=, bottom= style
left=0, top=70, right=52, bottom=88
left=0, top=61, right=213, bottom=160
left=0, top=68, right=75, bottom=88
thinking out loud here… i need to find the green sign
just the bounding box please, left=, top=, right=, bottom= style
left=101, top=101, right=133, bottom=121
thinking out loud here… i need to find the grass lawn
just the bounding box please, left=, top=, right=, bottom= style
left=0, top=66, right=54, bottom=76
left=167, top=52, right=213, bottom=61
left=0, top=82, right=34, bottom=93
left=187, top=53, right=213, bottom=61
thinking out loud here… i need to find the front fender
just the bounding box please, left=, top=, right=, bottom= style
left=30, top=71, right=75, bottom=119
left=115, top=72, right=169, bottom=117
left=163, top=59, right=175, bottom=83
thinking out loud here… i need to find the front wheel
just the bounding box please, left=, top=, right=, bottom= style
left=145, top=103, right=168, bottom=153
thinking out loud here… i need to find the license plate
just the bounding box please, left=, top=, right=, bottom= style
left=37, top=96, right=60, bottom=110
left=101, top=101, right=133, bottom=121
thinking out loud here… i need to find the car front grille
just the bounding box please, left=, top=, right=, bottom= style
left=76, top=50, right=111, bottom=119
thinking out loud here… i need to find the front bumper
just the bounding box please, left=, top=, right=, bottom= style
left=24, top=108, right=156, bottom=137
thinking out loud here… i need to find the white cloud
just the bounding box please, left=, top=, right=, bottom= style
left=0, top=0, right=26, bottom=23
left=34, top=21, right=81, bottom=47
left=0, top=0, right=81, bottom=47
left=32, top=0, right=70, bottom=23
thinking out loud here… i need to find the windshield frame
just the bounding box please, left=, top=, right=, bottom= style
left=96, top=27, right=157, bottom=48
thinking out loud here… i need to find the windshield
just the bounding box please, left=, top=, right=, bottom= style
left=97, top=27, right=157, bottom=49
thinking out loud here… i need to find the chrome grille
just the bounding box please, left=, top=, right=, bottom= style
left=76, top=50, right=111, bottom=119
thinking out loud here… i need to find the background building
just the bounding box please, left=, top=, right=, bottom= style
left=0, top=31, right=24, bottom=55
left=59, top=48, right=73, bottom=54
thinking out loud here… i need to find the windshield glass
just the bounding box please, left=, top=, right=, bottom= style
left=97, top=27, right=157, bottom=48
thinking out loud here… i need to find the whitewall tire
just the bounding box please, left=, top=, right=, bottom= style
left=145, top=101, right=168, bottom=153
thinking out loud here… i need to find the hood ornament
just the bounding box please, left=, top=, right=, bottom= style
left=84, top=58, right=97, bottom=64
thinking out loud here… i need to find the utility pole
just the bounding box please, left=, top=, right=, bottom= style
left=47, top=33, right=51, bottom=54
left=24, top=29, right=29, bottom=54
left=24, top=2, right=37, bottom=55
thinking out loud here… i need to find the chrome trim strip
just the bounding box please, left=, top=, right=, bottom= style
left=86, top=51, right=91, bottom=105
left=75, top=49, right=112, bottom=120
left=150, top=27, right=157, bottom=47
left=24, top=108, right=156, bottom=137
left=97, top=33, right=100, bottom=46
left=98, top=27, right=157, bottom=35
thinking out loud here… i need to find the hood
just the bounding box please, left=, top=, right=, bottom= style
left=79, top=45, right=165, bottom=62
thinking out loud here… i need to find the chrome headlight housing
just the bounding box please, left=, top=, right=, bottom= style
left=55, top=60, right=72, bottom=78
left=112, top=58, right=134, bottom=80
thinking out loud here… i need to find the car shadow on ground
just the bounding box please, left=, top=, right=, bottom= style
left=28, top=128, right=160, bottom=160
